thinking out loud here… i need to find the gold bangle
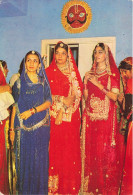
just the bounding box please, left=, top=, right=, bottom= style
left=33, top=107, right=37, bottom=113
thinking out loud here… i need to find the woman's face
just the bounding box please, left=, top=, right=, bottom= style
left=120, top=69, right=132, bottom=80
left=3, top=63, right=9, bottom=77
left=94, top=46, right=106, bottom=64
left=55, top=47, right=68, bottom=66
left=25, top=54, right=40, bottom=74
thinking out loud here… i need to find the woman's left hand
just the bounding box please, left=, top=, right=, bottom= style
left=19, top=110, right=32, bottom=120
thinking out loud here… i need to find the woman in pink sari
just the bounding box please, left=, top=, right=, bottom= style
left=46, top=41, right=83, bottom=194
left=81, top=43, right=124, bottom=194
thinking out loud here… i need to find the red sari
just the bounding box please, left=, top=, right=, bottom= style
left=121, top=78, right=133, bottom=195
left=0, top=69, right=9, bottom=195
left=46, top=47, right=83, bottom=194
left=81, top=45, right=124, bottom=194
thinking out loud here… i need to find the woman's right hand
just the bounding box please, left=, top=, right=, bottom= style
left=84, top=71, right=95, bottom=84
left=10, top=131, right=15, bottom=146
left=63, top=94, right=76, bottom=107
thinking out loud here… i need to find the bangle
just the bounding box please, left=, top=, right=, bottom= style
left=102, top=87, right=109, bottom=94
left=84, top=84, right=88, bottom=90
left=9, top=128, right=14, bottom=131
left=30, top=108, right=35, bottom=115
left=33, top=107, right=37, bottom=113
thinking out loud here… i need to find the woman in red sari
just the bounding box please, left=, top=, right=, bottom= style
left=46, top=41, right=83, bottom=194
left=0, top=60, right=12, bottom=195
left=81, top=43, right=124, bottom=194
left=118, top=57, right=133, bottom=195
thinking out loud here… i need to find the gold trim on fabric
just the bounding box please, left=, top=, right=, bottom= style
left=48, top=175, right=59, bottom=193
left=15, top=104, right=49, bottom=131
left=111, top=87, right=119, bottom=94
left=80, top=115, right=86, bottom=193
left=50, top=48, right=82, bottom=122
left=87, top=93, right=109, bottom=121
left=86, top=76, right=111, bottom=121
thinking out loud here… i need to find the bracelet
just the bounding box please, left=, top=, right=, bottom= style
left=30, top=108, right=35, bottom=115
left=9, top=128, right=14, bottom=131
left=33, top=107, right=37, bottom=113
left=84, top=84, right=88, bottom=90
left=102, top=87, right=109, bottom=95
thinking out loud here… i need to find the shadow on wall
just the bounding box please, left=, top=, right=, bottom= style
left=0, top=0, right=28, bottom=17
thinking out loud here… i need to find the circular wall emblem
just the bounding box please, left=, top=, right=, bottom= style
left=61, top=0, right=92, bottom=33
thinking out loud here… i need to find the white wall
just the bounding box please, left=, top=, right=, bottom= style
left=41, top=37, right=116, bottom=79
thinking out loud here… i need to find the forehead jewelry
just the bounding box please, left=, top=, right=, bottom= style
left=32, top=51, right=35, bottom=54
left=60, top=43, right=64, bottom=48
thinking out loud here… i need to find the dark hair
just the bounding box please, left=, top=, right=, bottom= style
left=25, top=51, right=40, bottom=63
left=55, top=42, right=68, bottom=53
left=18, top=58, right=24, bottom=75
left=119, top=61, right=132, bottom=71
left=92, top=43, right=105, bottom=62
left=0, top=60, right=7, bottom=68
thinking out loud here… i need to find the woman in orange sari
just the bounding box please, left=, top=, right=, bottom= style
left=81, top=43, right=124, bottom=194
left=46, top=41, right=83, bottom=194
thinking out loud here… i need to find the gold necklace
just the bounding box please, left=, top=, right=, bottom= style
left=96, top=65, right=107, bottom=74
left=57, top=64, right=69, bottom=72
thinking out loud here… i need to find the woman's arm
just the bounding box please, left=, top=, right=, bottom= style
left=0, top=84, right=12, bottom=93
left=83, top=71, right=93, bottom=101
left=88, top=74, right=118, bottom=102
left=52, top=94, right=75, bottom=108
left=19, top=100, right=51, bottom=120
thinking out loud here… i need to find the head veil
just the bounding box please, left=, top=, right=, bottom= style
left=119, top=57, right=133, bottom=70
left=92, top=43, right=120, bottom=85
left=50, top=41, right=83, bottom=92
left=49, top=41, right=83, bottom=118
left=20, top=50, right=50, bottom=88
left=15, top=50, right=51, bottom=131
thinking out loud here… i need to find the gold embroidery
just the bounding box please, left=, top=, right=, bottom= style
left=48, top=175, right=59, bottom=193
left=112, top=87, right=119, bottom=94
left=50, top=48, right=82, bottom=122
left=83, top=176, right=89, bottom=192
left=87, top=93, right=109, bottom=121
left=86, top=76, right=111, bottom=121
left=81, top=116, right=86, bottom=192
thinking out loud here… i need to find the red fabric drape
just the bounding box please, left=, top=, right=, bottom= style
left=46, top=45, right=83, bottom=194
left=81, top=44, right=124, bottom=194
left=0, top=68, right=9, bottom=195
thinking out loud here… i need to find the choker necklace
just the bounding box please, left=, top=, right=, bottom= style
left=57, top=64, right=69, bottom=72
left=96, top=66, right=107, bottom=74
